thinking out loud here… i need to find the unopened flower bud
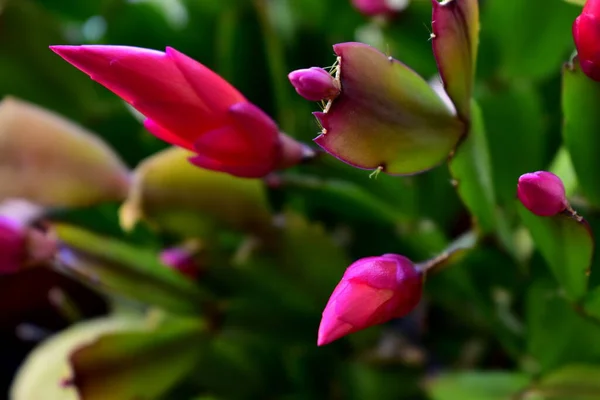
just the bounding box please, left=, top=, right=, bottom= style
left=288, top=67, right=340, bottom=102
left=159, top=244, right=202, bottom=280
left=51, top=45, right=310, bottom=178
left=0, top=216, right=27, bottom=274
left=318, top=253, right=423, bottom=346
left=573, top=0, right=600, bottom=81
left=0, top=216, right=57, bottom=274
left=517, top=171, right=568, bottom=217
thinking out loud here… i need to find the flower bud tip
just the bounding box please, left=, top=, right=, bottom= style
left=317, top=254, right=422, bottom=345
left=288, top=67, right=340, bottom=102
left=517, top=171, right=567, bottom=217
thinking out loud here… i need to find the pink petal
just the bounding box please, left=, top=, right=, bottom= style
left=188, top=152, right=272, bottom=178
left=189, top=125, right=276, bottom=178
left=227, top=102, right=280, bottom=151
left=188, top=102, right=282, bottom=178
left=317, top=298, right=355, bottom=346
left=50, top=45, right=212, bottom=143
left=334, top=281, right=394, bottom=326
left=143, top=119, right=195, bottom=151
left=193, top=125, right=258, bottom=162
left=343, top=255, right=408, bottom=290
left=166, top=47, right=246, bottom=115
left=317, top=280, right=394, bottom=346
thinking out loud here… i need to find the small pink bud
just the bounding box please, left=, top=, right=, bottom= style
left=159, top=246, right=201, bottom=280
left=573, top=0, right=600, bottom=81
left=318, top=254, right=423, bottom=346
left=288, top=67, right=340, bottom=102
left=517, top=171, right=568, bottom=217
left=0, top=216, right=27, bottom=274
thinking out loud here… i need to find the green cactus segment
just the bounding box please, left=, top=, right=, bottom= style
left=431, top=0, right=479, bottom=121
left=517, top=203, right=594, bottom=302
left=0, top=97, right=131, bottom=207
left=121, top=147, right=274, bottom=239
left=314, top=42, right=464, bottom=176
left=425, top=371, right=529, bottom=400
left=449, top=101, right=497, bottom=234
left=53, top=224, right=210, bottom=315
left=564, top=0, right=585, bottom=7
left=562, top=58, right=600, bottom=208
left=69, top=316, right=205, bottom=400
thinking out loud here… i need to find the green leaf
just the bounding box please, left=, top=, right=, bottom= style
left=10, top=315, right=147, bottom=400
left=548, top=147, right=578, bottom=198
left=523, top=365, right=600, bottom=399
left=517, top=204, right=594, bottom=302
left=482, top=0, right=579, bottom=81
left=563, top=0, right=585, bottom=6
left=70, top=314, right=205, bottom=400
left=582, top=286, right=600, bottom=321
left=302, top=154, right=420, bottom=220
left=382, top=2, right=443, bottom=80
left=254, top=0, right=296, bottom=133
left=274, top=173, right=410, bottom=225
left=54, top=224, right=210, bottom=315
left=526, top=280, right=600, bottom=373
left=32, top=0, right=102, bottom=20
left=341, top=362, right=422, bottom=400
left=192, top=329, right=287, bottom=398
left=425, top=371, right=529, bottom=400
left=415, top=167, right=463, bottom=230
left=121, top=147, right=273, bottom=238
left=314, top=42, right=464, bottom=175
left=104, top=1, right=179, bottom=49
left=0, top=0, right=100, bottom=119
left=277, top=211, right=350, bottom=302
left=562, top=58, right=600, bottom=208
left=215, top=213, right=350, bottom=339
left=431, top=0, right=479, bottom=120
left=449, top=100, right=497, bottom=233
left=479, top=84, right=546, bottom=208
left=426, top=245, right=525, bottom=359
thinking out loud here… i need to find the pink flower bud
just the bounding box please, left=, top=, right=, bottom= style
left=318, top=254, right=423, bottom=346
left=573, top=0, right=600, bottom=81
left=159, top=246, right=201, bottom=280
left=517, top=171, right=568, bottom=217
left=50, top=45, right=310, bottom=178
left=288, top=67, right=340, bottom=102
left=351, top=0, right=409, bottom=17
left=0, top=216, right=27, bottom=274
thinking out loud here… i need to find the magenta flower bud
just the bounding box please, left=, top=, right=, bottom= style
left=159, top=246, right=201, bottom=280
left=288, top=67, right=340, bottom=102
left=318, top=253, right=423, bottom=346
left=0, top=216, right=27, bottom=274
left=573, top=0, right=600, bottom=81
left=50, top=45, right=311, bottom=178
left=517, top=171, right=568, bottom=217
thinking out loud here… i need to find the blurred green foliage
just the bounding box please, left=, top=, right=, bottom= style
left=4, top=0, right=600, bottom=399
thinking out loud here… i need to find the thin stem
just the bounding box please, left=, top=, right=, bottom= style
left=253, top=0, right=295, bottom=133
left=416, top=230, right=478, bottom=275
